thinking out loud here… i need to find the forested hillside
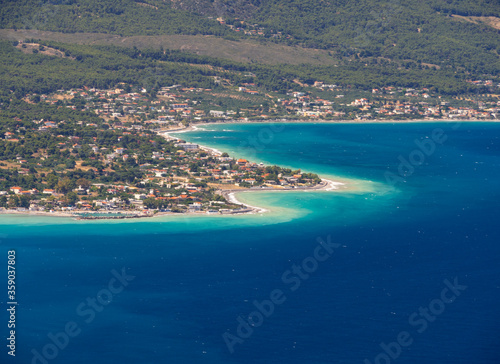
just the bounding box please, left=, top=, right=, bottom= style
left=0, top=39, right=480, bottom=98
left=243, top=0, right=500, bottom=74
left=0, top=0, right=232, bottom=36
left=0, top=0, right=498, bottom=77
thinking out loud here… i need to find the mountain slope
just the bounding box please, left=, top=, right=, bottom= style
left=0, top=0, right=500, bottom=75
left=0, top=0, right=499, bottom=77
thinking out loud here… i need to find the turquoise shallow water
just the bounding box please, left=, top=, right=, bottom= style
left=1, top=122, right=499, bottom=364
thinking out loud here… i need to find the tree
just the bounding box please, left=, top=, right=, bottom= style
left=19, top=195, right=31, bottom=208
left=8, top=195, right=19, bottom=208
left=46, top=173, right=58, bottom=188
left=121, top=195, right=130, bottom=205
left=143, top=198, right=157, bottom=209
left=76, top=178, right=91, bottom=189
left=56, top=177, right=75, bottom=194
left=65, top=159, right=76, bottom=169
left=65, top=192, right=78, bottom=206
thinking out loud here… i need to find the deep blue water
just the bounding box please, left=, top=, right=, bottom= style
left=1, top=122, right=499, bottom=364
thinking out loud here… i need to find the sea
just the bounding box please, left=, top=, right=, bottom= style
left=1, top=122, right=499, bottom=364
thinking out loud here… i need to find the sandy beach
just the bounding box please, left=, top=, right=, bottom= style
left=215, top=178, right=346, bottom=215
left=162, top=118, right=500, bottom=134
left=0, top=209, right=75, bottom=218
left=0, top=178, right=345, bottom=220
left=6, top=118, right=470, bottom=221
left=0, top=208, right=149, bottom=219
left=162, top=125, right=223, bottom=156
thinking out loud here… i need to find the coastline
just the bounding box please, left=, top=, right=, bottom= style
left=5, top=118, right=486, bottom=221
left=216, top=178, right=346, bottom=215
left=162, top=124, right=224, bottom=156
left=161, top=124, right=348, bottom=215
left=0, top=178, right=343, bottom=220
left=0, top=208, right=148, bottom=220
left=162, top=118, right=500, bottom=133
left=0, top=209, right=75, bottom=218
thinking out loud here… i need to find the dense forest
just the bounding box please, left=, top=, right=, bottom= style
left=0, top=39, right=482, bottom=99
left=243, top=0, right=500, bottom=75
left=0, top=0, right=499, bottom=77
left=0, top=40, right=219, bottom=98
left=0, top=0, right=233, bottom=36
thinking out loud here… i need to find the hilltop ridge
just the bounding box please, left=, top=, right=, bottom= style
left=0, top=0, right=499, bottom=76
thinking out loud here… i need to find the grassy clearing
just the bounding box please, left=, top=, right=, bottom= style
left=0, top=29, right=338, bottom=65
left=451, top=15, right=500, bottom=30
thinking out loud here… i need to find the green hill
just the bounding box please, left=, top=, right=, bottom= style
left=0, top=0, right=499, bottom=92
left=0, top=0, right=232, bottom=36
left=1, top=0, right=498, bottom=77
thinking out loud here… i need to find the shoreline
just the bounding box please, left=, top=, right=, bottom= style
left=0, top=179, right=345, bottom=220
left=0, top=209, right=148, bottom=220
left=161, top=123, right=348, bottom=216
left=4, top=118, right=487, bottom=221
left=216, top=178, right=345, bottom=215
left=0, top=181, right=346, bottom=222
left=162, top=118, right=500, bottom=132
left=5, top=118, right=477, bottom=221
left=161, top=118, right=500, bottom=140
left=162, top=125, right=224, bottom=156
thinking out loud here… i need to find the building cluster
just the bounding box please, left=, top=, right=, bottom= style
left=213, top=17, right=290, bottom=39
left=466, top=80, right=500, bottom=88
left=33, top=80, right=500, bottom=123
left=286, top=85, right=500, bottom=120
left=43, top=86, right=208, bottom=122
left=0, top=134, right=319, bottom=215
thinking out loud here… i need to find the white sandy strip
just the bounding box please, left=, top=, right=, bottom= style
left=321, top=178, right=345, bottom=191
left=227, top=192, right=268, bottom=214
left=162, top=125, right=198, bottom=140
left=165, top=128, right=346, bottom=190
left=226, top=178, right=343, bottom=215
left=171, top=125, right=200, bottom=133
left=163, top=126, right=223, bottom=155
left=199, top=145, right=223, bottom=156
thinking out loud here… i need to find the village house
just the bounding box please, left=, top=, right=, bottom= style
left=10, top=186, right=22, bottom=194
left=175, top=143, right=199, bottom=151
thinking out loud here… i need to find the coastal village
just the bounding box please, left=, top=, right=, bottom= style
left=0, top=107, right=322, bottom=218
left=27, top=81, right=500, bottom=124
left=0, top=77, right=498, bottom=218
left=0, top=149, right=322, bottom=218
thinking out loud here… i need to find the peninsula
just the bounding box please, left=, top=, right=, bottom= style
left=0, top=110, right=331, bottom=219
